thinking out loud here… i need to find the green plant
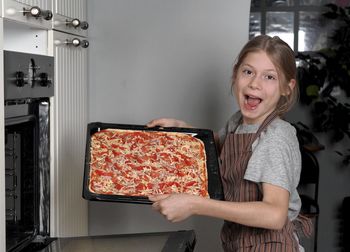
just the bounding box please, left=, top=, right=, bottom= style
left=296, top=3, right=350, bottom=165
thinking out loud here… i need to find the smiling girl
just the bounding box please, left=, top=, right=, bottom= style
left=147, top=35, right=310, bottom=251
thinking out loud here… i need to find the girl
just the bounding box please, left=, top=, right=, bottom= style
left=147, top=35, right=310, bottom=251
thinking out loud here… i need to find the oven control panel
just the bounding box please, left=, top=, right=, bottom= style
left=4, top=50, right=54, bottom=100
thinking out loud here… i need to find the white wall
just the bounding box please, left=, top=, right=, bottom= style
left=87, top=1, right=250, bottom=251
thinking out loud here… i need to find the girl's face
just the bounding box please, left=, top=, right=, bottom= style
left=233, top=51, right=294, bottom=125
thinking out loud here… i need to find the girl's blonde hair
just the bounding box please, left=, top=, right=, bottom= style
left=232, top=35, right=299, bottom=116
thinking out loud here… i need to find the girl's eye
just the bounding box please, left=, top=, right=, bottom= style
left=265, top=74, right=277, bottom=80
left=242, top=69, right=253, bottom=75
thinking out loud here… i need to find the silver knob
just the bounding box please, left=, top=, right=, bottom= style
left=65, top=38, right=89, bottom=48
left=80, top=21, right=89, bottom=30
left=30, top=6, right=40, bottom=17
left=23, top=6, right=53, bottom=20
left=67, top=18, right=81, bottom=28
left=81, top=40, right=89, bottom=48
left=66, top=19, right=89, bottom=30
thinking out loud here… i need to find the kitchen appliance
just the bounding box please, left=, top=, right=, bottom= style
left=4, top=50, right=54, bottom=251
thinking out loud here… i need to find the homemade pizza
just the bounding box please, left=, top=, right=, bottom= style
left=89, top=129, right=209, bottom=198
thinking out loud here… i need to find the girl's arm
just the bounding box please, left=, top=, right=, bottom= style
left=146, top=118, right=193, bottom=128
left=149, top=182, right=289, bottom=230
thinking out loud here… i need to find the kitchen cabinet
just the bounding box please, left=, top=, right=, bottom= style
left=48, top=0, right=89, bottom=238
left=52, top=0, right=88, bottom=37
left=1, top=0, right=53, bottom=29
left=48, top=30, right=89, bottom=238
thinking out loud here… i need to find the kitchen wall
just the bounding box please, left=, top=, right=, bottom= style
left=87, top=0, right=250, bottom=251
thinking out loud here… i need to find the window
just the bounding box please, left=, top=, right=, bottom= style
left=249, top=0, right=349, bottom=52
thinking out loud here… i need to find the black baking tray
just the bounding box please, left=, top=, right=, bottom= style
left=83, top=122, right=223, bottom=204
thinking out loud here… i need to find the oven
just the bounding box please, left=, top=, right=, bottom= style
left=4, top=50, right=54, bottom=252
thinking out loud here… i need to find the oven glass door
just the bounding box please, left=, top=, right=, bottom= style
left=5, top=115, right=39, bottom=252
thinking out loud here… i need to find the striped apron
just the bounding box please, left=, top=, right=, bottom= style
left=219, top=111, right=301, bottom=252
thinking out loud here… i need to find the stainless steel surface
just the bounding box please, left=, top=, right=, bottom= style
left=38, top=231, right=196, bottom=252
left=40, top=235, right=167, bottom=252
left=4, top=51, right=54, bottom=100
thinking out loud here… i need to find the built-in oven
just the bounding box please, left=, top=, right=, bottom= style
left=4, top=50, right=54, bottom=252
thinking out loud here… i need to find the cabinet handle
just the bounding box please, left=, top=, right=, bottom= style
left=66, top=38, right=81, bottom=47
left=80, top=21, right=89, bottom=30
left=62, top=38, right=90, bottom=48
left=66, top=18, right=89, bottom=30
left=23, top=6, right=53, bottom=20
left=67, top=18, right=81, bottom=28
left=81, top=40, right=89, bottom=48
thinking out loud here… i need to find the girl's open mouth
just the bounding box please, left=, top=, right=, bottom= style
left=244, top=95, right=262, bottom=109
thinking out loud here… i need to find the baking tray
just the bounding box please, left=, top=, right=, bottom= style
left=83, top=122, right=223, bottom=204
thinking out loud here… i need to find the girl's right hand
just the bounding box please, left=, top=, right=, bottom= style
left=146, top=118, right=192, bottom=128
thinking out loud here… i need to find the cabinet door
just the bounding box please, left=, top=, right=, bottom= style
left=53, top=0, right=88, bottom=37
left=2, top=0, right=52, bottom=29
left=49, top=30, right=88, bottom=237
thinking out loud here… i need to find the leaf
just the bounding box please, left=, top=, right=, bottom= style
left=297, top=122, right=310, bottom=130
left=323, top=12, right=338, bottom=19
left=325, top=3, right=338, bottom=12
left=335, top=151, right=344, bottom=156
left=306, top=85, right=320, bottom=97
left=339, top=7, right=346, bottom=17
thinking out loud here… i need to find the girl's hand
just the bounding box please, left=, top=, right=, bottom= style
left=149, top=194, right=197, bottom=222
left=146, top=118, right=192, bottom=128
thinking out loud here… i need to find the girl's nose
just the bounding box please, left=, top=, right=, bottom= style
left=248, top=76, right=261, bottom=90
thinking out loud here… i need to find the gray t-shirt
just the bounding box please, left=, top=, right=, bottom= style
left=218, top=112, right=302, bottom=221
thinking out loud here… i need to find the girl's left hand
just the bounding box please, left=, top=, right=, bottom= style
left=149, top=194, right=196, bottom=222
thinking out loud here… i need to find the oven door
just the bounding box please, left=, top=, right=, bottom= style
left=5, top=100, right=51, bottom=252
left=5, top=113, right=39, bottom=252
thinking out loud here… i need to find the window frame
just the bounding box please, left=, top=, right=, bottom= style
left=249, top=0, right=330, bottom=52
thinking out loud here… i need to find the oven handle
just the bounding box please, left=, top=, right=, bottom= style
left=5, top=115, right=35, bottom=126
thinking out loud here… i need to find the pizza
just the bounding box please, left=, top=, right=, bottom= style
left=88, top=128, right=209, bottom=198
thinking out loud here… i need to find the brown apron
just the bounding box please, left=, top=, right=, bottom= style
left=219, top=111, right=308, bottom=252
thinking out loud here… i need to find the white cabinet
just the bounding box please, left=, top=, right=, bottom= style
left=3, top=19, right=48, bottom=55
left=2, top=0, right=53, bottom=29
left=49, top=30, right=89, bottom=237
left=53, top=0, right=88, bottom=37
left=49, top=0, right=89, bottom=237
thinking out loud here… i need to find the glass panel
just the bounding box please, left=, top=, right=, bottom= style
left=249, top=12, right=261, bottom=39
left=266, top=12, right=294, bottom=50
left=299, top=11, right=338, bottom=51
left=251, top=0, right=261, bottom=8
left=266, top=0, right=294, bottom=7
left=299, top=0, right=348, bottom=5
